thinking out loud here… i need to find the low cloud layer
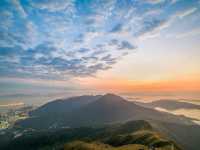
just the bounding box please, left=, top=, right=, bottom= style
left=0, top=0, right=199, bottom=79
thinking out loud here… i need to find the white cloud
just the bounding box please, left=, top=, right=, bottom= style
left=174, top=28, right=200, bottom=39
left=12, top=0, right=27, bottom=18
left=176, top=7, right=198, bottom=19
left=0, top=10, right=13, bottom=30
left=30, top=0, right=75, bottom=13
left=170, top=0, right=180, bottom=4
left=144, top=0, right=166, bottom=4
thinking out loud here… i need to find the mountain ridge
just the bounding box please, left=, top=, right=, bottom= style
left=18, top=94, right=194, bottom=129
left=15, top=93, right=200, bottom=150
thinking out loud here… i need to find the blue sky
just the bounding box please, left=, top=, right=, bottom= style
left=0, top=0, right=200, bottom=104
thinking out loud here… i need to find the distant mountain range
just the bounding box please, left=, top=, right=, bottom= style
left=14, top=94, right=200, bottom=150
left=135, top=99, right=200, bottom=110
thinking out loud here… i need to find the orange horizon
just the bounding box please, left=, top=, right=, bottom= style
left=78, top=77, right=200, bottom=93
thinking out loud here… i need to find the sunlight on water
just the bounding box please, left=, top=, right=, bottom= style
left=155, top=107, right=200, bottom=125
left=0, top=102, right=24, bottom=107
left=180, top=100, right=200, bottom=106
left=123, top=94, right=200, bottom=103
left=193, top=120, right=200, bottom=125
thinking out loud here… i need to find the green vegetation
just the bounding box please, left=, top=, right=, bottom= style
left=1, top=120, right=181, bottom=150
left=64, top=141, right=147, bottom=150
left=105, top=130, right=171, bottom=147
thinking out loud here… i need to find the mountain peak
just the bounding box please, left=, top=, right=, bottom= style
left=103, top=93, right=126, bottom=99
left=103, top=93, right=120, bottom=97
left=93, top=93, right=128, bottom=106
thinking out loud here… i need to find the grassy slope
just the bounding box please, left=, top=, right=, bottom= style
left=64, top=141, right=148, bottom=150
left=2, top=120, right=181, bottom=150
left=150, top=120, right=200, bottom=150
left=64, top=141, right=175, bottom=150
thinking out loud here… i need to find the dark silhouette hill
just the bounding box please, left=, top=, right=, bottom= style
left=60, top=94, right=193, bottom=127
left=17, top=94, right=193, bottom=129
left=30, top=95, right=101, bottom=116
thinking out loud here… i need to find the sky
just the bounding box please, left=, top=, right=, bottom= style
left=0, top=0, right=200, bottom=105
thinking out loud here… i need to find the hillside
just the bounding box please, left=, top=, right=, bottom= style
left=150, top=121, right=200, bottom=150
left=17, top=94, right=193, bottom=129
left=30, top=95, right=101, bottom=116
left=64, top=141, right=148, bottom=150
left=14, top=94, right=200, bottom=150
left=1, top=120, right=181, bottom=150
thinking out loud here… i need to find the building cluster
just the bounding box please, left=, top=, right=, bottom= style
left=0, top=106, right=33, bottom=130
